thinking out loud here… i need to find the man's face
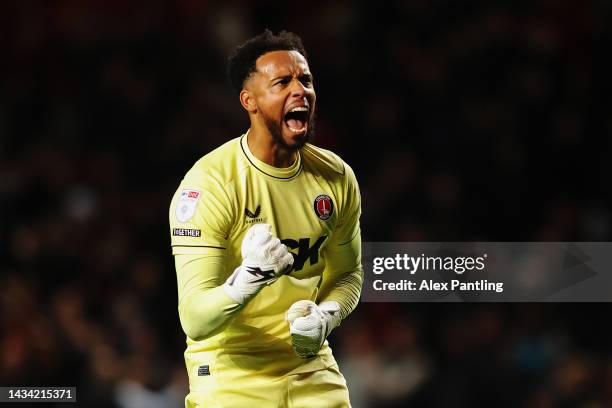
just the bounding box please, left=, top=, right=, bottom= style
left=247, top=50, right=316, bottom=150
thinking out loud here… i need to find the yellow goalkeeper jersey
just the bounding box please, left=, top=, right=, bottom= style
left=169, top=132, right=362, bottom=390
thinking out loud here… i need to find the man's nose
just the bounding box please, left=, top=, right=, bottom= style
left=289, top=78, right=306, bottom=97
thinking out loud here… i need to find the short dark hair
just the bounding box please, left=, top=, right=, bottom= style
left=227, top=29, right=308, bottom=94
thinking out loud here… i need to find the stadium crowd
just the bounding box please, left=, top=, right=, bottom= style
left=1, top=1, right=611, bottom=407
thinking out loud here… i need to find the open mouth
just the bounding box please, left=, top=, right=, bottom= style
left=283, top=106, right=309, bottom=133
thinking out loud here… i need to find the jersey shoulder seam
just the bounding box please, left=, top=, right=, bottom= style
left=301, top=143, right=346, bottom=176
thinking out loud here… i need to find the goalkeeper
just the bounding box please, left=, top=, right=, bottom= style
left=169, top=29, right=362, bottom=408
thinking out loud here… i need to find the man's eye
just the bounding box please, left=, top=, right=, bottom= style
left=300, top=75, right=312, bottom=85
left=276, top=79, right=290, bottom=86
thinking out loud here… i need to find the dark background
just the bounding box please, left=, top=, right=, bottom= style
left=1, top=1, right=611, bottom=407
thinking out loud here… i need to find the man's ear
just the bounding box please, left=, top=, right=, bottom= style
left=239, top=89, right=257, bottom=113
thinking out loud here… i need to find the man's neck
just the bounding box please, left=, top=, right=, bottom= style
left=247, top=128, right=297, bottom=168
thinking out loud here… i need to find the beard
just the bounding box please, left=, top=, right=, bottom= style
left=261, top=110, right=316, bottom=151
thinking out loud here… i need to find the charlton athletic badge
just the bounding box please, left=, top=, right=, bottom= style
left=313, top=194, right=334, bottom=221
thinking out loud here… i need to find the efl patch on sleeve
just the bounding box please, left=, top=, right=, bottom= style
left=176, top=189, right=201, bottom=222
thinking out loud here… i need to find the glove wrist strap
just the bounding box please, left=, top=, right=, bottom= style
left=318, top=301, right=342, bottom=337
left=222, top=265, right=266, bottom=305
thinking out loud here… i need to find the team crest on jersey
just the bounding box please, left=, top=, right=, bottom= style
left=313, top=194, right=334, bottom=221
left=176, top=189, right=200, bottom=222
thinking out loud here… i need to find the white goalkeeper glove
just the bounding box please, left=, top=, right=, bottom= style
left=286, top=300, right=341, bottom=358
left=223, top=224, right=294, bottom=305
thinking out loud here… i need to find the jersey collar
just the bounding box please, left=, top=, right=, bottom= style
left=240, top=131, right=302, bottom=180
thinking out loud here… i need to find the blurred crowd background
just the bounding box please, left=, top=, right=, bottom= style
left=1, top=1, right=611, bottom=407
